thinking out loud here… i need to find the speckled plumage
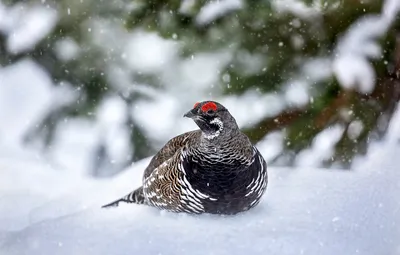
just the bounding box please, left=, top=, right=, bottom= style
left=102, top=101, right=268, bottom=215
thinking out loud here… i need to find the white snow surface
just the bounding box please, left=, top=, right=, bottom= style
left=0, top=1, right=400, bottom=252
left=1, top=106, right=400, bottom=255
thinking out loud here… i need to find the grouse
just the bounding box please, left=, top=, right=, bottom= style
left=102, top=101, right=268, bottom=215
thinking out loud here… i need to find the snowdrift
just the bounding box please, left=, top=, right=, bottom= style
left=1, top=135, right=399, bottom=255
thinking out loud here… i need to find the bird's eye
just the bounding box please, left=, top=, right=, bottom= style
left=207, top=109, right=214, bottom=115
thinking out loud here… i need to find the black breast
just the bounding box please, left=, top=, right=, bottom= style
left=182, top=148, right=267, bottom=214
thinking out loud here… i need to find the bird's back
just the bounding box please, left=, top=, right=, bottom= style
left=142, top=130, right=201, bottom=180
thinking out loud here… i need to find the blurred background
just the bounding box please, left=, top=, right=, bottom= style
left=0, top=0, right=399, bottom=177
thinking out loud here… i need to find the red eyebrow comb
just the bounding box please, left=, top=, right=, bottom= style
left=201, top=102, right=217, bottom=112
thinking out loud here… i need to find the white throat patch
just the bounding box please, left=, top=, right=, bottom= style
left=204, top=118, right=224, bottom=140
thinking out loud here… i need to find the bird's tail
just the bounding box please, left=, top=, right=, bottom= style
left=102, top=186, right=146, bottom=208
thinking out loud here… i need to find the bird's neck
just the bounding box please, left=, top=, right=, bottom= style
left=197, top=128, right=253, bottom=162
left=201, top=119, right=239, bottom=141
left=189, top=134, right=254, bottom=173
left=200, top=126, right=237, bottom=143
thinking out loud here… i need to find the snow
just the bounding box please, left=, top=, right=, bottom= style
left=54, top=37, right=80, bottom=62
left=124, top=31, right=180, bottom=74
left=219, top=90, right=286, bottom=127
left=272, top=0, right=322, bottom=20
left=196, top=0, right=243, bottom=26
left=48, top=96, right=132, bottom=176
left=0, top=2, right=400, bottom=252
left=1, top=104, right=400, bottom=255
left=179, top=0, right=196, bottom=15
left=301, top=58, right=332, bottom=83
left=3, top=0, right=397, bottom=176
left=295, top=124, right=345, bottom=167
left=347, top=120, right=364, bottom=141
left=0, top=59, right=53, bottom=146
left=255, top=131, right=284, bottom=163
left=284, top=80, right=309, bottom=107
left=333, top=0, right=400, bottom=94
left=175, top=51, right=231, bottom=91
left=1, top=4, right=58, bottom=54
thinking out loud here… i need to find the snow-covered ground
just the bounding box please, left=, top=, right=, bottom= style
left=0, top=105, right=399, bottom=255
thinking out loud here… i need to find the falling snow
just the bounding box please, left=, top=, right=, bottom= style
left=0, top=0, right=399, bottom=253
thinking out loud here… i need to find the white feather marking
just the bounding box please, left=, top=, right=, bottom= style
left=246, top=178, right=255, bottom=189
left=250, top=199, right=258, bottom=207
left=178, top=150, right=187, bottom=174
left=204, top=117, right=224, bottom=140
left=194, top=189, right=211, bottom=199
left=181, top=188, right=203, bottom=205
left=186, top=202, right=203, bottom=212
left=182, top=174, right=217, bottom=201
left=246, top=159, right=265, bottom=196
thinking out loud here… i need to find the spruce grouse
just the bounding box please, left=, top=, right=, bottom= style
left=102, top=101, right=268, bottom=215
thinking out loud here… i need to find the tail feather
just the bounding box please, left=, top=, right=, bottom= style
left=102, top=187, right=145, bottom=208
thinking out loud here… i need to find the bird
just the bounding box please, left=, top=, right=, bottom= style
left=102, top=101, right=268, bottom=215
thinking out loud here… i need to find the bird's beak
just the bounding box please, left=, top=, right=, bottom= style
left=183, top=109, right=196, bottom=118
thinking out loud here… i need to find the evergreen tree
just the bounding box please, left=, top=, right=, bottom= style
left=0, top=0, right=398, bottom=174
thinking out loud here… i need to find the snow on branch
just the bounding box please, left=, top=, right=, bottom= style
left=333, top=0, right=400, bottom=94
left=196, top=0, right=242, bottom=26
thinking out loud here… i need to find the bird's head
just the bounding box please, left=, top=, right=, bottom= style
left=184, top=101, right=238, bottom=139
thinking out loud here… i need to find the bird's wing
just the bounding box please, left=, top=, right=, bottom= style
left=143, top=130, right=200, bottom=179
left=244, top=147, right=268, bottom=204
left=102, top=130, right=200, bottom=210
left=143, top=143, right=211, bottom=213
